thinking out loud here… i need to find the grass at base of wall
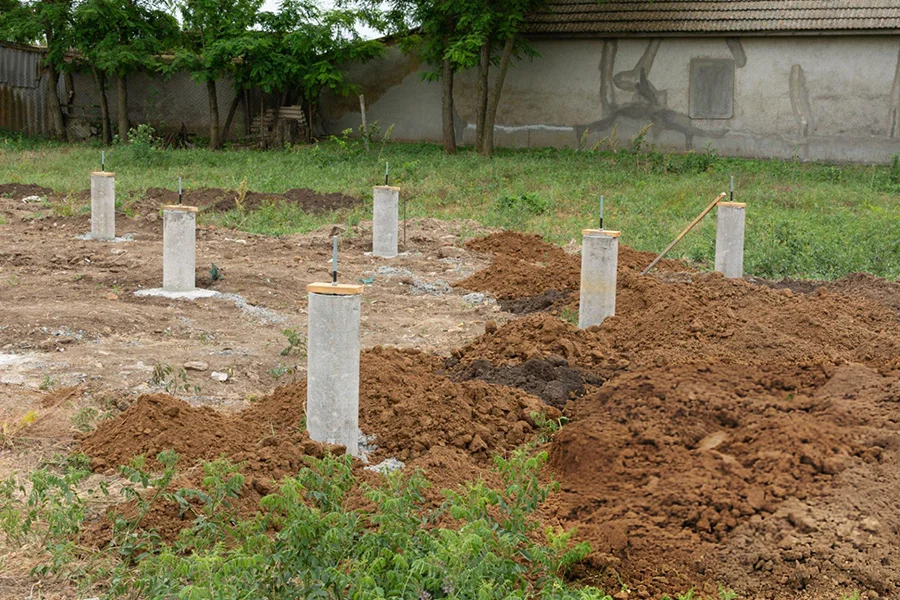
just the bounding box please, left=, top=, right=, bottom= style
left=1, top=133, right=899, bottom=281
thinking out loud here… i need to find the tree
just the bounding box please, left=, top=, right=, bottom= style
left=173, top=0, right=262, bottom=149
left=460, top=0, right=544, bottom=157
left=347, top=0, right=464, bottom=154
left=72, top=0, right=178, bottom=144
left=1, top=0, right=75, bottom=140
left=219, top=0, right=382, bottom=147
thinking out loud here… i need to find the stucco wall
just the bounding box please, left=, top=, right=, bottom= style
left=68, top=70, right=243, bottom=139
left=322, top=36, right=900, bottom=163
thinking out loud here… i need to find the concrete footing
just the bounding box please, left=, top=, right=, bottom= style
left=578, top=229, right=620, bottom=329
left=163, top=205, right=198, bottom=292
left=372, top=186, right=400, bottom=258
left=715, top=202, right=746, bottom=279
left=306, top=283, right=363, bottom=456
left=90, top=172, right=116, bottom=240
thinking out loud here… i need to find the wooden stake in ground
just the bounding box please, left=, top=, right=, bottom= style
left=359, top=94, right=369, bottom=152
left=641, top=192, right=727, bottom=275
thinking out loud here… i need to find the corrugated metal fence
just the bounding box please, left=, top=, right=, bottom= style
left=0, top=42, right=51, bottom=136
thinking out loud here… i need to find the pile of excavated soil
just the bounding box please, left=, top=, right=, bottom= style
left=548, top=361, right=900, bottom=599
left=140, top=186, right=360, bottom=214
left=456, top=231, right=688, bottom=305
left=0, top=183, right=55, bottom=199
left=79, top=347, right=556, bottom=540
left=452, top=271, right=899, bottom=376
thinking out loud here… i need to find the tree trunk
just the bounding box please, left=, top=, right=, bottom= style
left=45, top=63, right=66, bottom=140
left=480, top=37, right=515, bottom=158
left=475, top=40, right=490, bottom=152
left=220, top=90, right=242, bottom=144
left=441, top=58, right=456, bottom=154
left=117, top=75, right=129, bottom=143
left=207, top=79, right=220, bottom=149
left=92, top=67, right=111, bottom=145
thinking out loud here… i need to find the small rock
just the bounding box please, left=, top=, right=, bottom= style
left=184, top=361, right=209, bottom=372
left=484, top=320, right=498, bottom=334
left=468, top=434, right=488, bottom=453
left=211, top=371, right=229, bottom=382
left=365, top=458, right=406, bottom=474
left=438, top=246, right=466, bottom=259
left=860, top=517, right=881, bottom=533
left=162, top=406, right=180, bottom=418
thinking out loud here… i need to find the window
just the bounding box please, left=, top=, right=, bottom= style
left=690, top=58, right=734, bottom=119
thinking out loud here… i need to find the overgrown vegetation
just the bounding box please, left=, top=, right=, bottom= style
left=0, top=447, right=621, bottom=599
left=2, top=136, right=898, bottom=281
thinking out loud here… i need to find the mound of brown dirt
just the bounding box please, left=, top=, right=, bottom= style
left=81, top=347, right=556, bottom=480
left=0, top=183, right=55, bottom=200
left=455, top=271, right=900, bottom=374
left=456, top=231, right=688, bottom=304
left=139, top=186, right=360, bottom=214
left=548, top=362, right=900, bottom=599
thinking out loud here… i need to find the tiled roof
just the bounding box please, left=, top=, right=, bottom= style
left=524, top=1, right=900, bottom=35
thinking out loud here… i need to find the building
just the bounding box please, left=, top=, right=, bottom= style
left=322, top=1, right=900, bottom=163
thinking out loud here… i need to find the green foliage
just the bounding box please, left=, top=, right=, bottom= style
left=150, top=363, right=201, bottom=395
left=72, top=407, right=99, bottom=433
left=93, top=449, right=603, bottom=599
left=497, top=192, right=551, bottom=215
left=123, top=123, right=160, bottom=163
left=279, top=328, right=306, bottom=357
left=0, top=455, right=99, bottom=577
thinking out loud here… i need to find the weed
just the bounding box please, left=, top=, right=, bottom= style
left=71, top=407, right=99, bottom=433
left=235, top=177, right=248, bottom=213
left=280, top=328, right=306, bottom=357
left=149, top=363, right=200, bottom=395
left=530, top=411, right=569, bottom=443
left=268, top=364, right=294, bottom=380
left=209, top=262, right=222, bottom=281
left=560, top=306, right=578, bottom=326
left=39, top=375, right=56, bottom=391
left=719, top=586, right=738, bottom=600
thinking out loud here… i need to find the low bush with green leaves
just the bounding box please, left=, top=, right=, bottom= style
left=7, top=446, right=611, bottom=599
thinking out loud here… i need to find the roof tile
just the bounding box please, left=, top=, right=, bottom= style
left=525, top=1, right=900, bottom=34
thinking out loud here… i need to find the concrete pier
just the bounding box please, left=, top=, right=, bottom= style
left=90, top=172, right=116, bottom=240
left=372, top=186, right=399, bottom=258
left=163, top=205, right=198, bottom=292
left=578, top=229, right=620, bottom=329
left=306, top=282, right=363, bottom=456
left=715, top=202, right=746, bottom=279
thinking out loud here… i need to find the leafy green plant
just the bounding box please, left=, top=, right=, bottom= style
left=497, top=192, right=551, bottom=216
left=280, top=328, right=306, bottom=357
left=150, top=363, right=200, bottom=395
left=72, top=407, right=99, bottom=433
left=560, top=306, right=578, bottom=326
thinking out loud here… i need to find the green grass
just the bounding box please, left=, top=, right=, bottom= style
left=1, top=132, right=898, bottom=280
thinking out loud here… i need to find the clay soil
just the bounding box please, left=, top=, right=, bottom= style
left=3, top=187, right=900, bottom=600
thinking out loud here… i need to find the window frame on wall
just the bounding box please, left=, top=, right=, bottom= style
left=689, top=57, right=735, bottom=120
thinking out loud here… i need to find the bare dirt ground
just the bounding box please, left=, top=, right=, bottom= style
left=0, top=187, right=502, bottom=599
left=2, top=186, right=900, bottom=600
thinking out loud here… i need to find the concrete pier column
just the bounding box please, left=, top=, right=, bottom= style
left=372, top=186, right=399, bottom=258
left=162, top=205, right=198, bottom=292
left=90, top=172, right=116, bottom=240
left=578, top=229, right=620, bottom=329
left=715, top=202, right=746, bottom=279
left=306, top=282, right=363, bottom=456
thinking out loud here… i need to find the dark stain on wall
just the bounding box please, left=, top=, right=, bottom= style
left=726, top=38, right=747, bottom=68
left=888, top=49, right=900, bottom=137
left=324, top=49, right=423, bottom=117
left=580, top=39, right=726, bottom=149
left=790, top=64, right=814, bottom=137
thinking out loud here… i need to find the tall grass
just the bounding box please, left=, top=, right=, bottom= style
left=1, top=132, right=898, bottom=280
